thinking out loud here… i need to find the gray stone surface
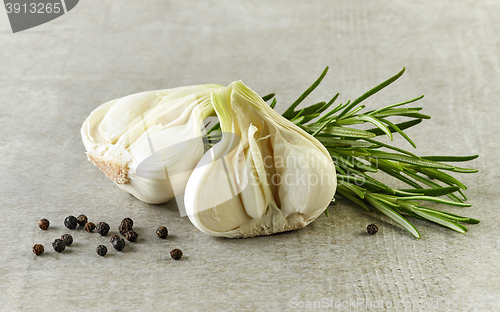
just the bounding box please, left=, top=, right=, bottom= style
left=1, top=1, right=499, bottom=311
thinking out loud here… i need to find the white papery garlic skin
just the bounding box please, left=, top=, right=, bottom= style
left=184, top=81, right=337, bottom=238
left=81, top=85, right=223, bottom=204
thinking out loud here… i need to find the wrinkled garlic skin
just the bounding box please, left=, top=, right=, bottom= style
left=185, top=82, right=337, bottom=238
left=81, top=85, right=222, bottom=204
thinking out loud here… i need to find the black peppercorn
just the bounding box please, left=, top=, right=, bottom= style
left=118, top=222, right=133, bottom=235
left=84, top=222, right=96, bottom=233
left=156, top=226, right=168, bottom=239
left=33, top=244, right=44, bottom=256
left=64, top=216, right=78, bottom=229
left=121, top=217, right=134, bottom=227
left=61, top=234, right=73, bottom=246
left=96, top=222, right=110, bottom=236
left=96, top=245, right=107, bottom=256
left=76, top=214, right=88, bottom=227
left=170, top=249, right=183, bottom=260
left=52, top=239, right=66, bottom=252
left=125, top=230, right=138, bottom=242
left=38, top=218, right=50, bottom=230
left=110, top=235, right=120, bottom=243
left=111, top=237, right=125, bottom=251
left=367, top=224, right=378, bottom=235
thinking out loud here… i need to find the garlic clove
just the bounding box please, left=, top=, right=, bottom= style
left=238, top=128, right=267, bottom=219
left=183, top=133, right=252, bottom=235
left=98, top=91, right=161, bottom=144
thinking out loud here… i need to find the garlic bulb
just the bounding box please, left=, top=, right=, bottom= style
left=184, top=81, right=337, bottom=238
left=81, top=85, right=223, bottom=204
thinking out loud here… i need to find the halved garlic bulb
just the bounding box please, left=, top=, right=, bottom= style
left=81, top=85, right=223, bottom=204
left=184, top=81, right=337, bottom=237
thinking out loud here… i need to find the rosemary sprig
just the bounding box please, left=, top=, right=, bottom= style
left=271, top=67, right=479, bottom=238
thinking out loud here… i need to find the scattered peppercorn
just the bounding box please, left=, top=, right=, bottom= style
left=121, top=217, right=134, bottom=227
left=110, top=235, right=120, bottom=243
left=52, top=239, right=66, bottom=252
left=61, top=234, right=73, bottom=246
left=96, top=245, right=107, bottom=256
left=170, top=249, right=183, bottom=260
left=64, top=216, right=78, bottom=229
left=125, top=230, right=138, bottom=242
left=84, top=222, right=96, bottom=233
left=32, top=244, right=44, bottom=256
left=367, top=224, right=378, bottom=235
left=76, top=214, right=88, bottom=227
left=111, top=237, right=125, bottom=251
left=156, top=226, right=168, bottom=239
left=118, top=222, right=133, bottom=235
left=38, top=218, right=50, bottom=230
left=96, top=222, right=110, bottom=236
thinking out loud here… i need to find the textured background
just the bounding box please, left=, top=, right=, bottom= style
left=1, top=1, right=499, bottom=311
